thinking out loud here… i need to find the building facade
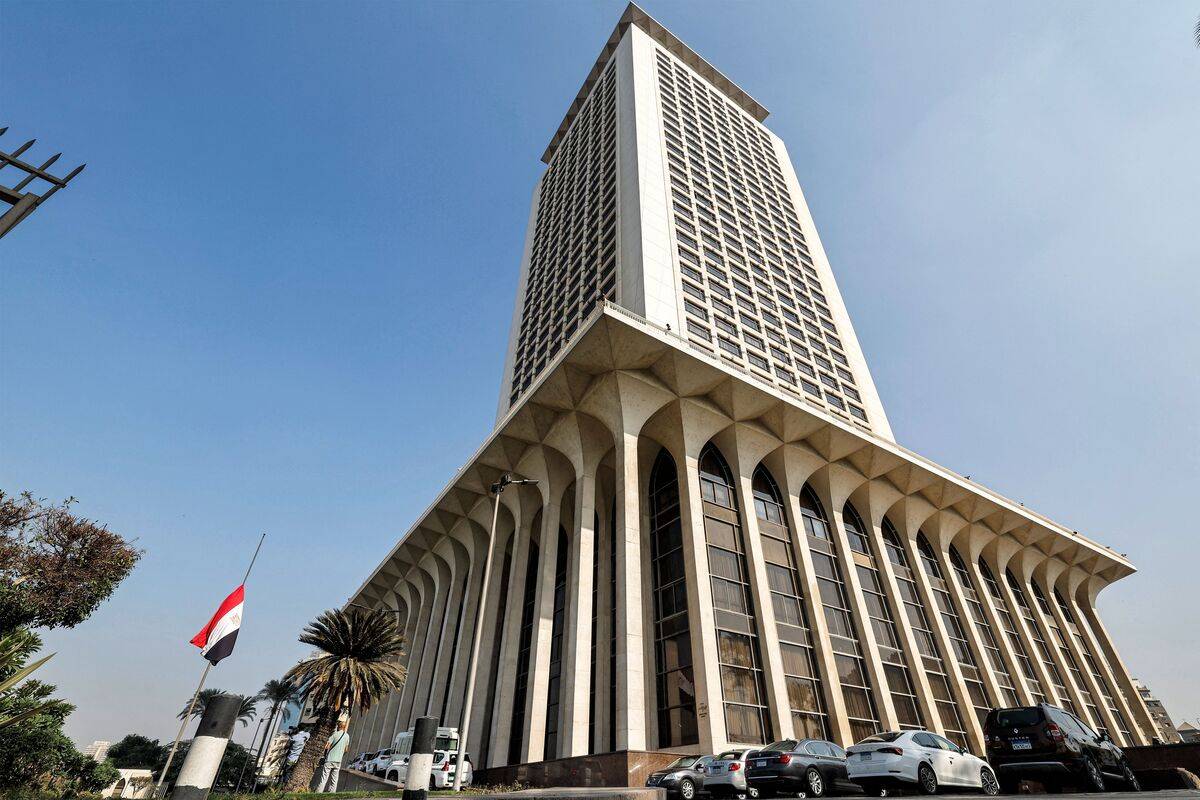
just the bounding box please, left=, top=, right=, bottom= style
left=1134, top=679, right=1181, bottom=744
left=347, top=3, right=1157, bottom=781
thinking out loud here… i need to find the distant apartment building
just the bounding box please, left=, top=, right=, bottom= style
left=1134, top=679, right=1181, bottom=743
left=84, top=740, right=112, bottom=761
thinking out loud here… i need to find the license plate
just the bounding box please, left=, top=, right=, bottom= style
left=757, top=760, right=767, bottom=767
left=1012, top=740, right=1032, bottom=751
left=860, top=752, right=873, bottom=761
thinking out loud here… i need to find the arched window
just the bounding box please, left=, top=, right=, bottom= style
left=882, top=520, right=966, bottom=744
left=800, top=484, right=880, bottom=741
left=916, top=532, right=993, bottom=728
left=649, top=449, right=697, bottom=747
left=751, top=465, right=828, bottom=738
left=699, top=444, right=770, bottom=744
left=1006, top=569, right=1076, bottom=714
left=845, top=504, right=923, bottom=730
left=948, top=546, right=1018, bottom=707
left=977, top=557, right=1046, bottom=703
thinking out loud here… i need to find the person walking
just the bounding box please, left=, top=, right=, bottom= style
left=316, top=720, right=350, bottom=792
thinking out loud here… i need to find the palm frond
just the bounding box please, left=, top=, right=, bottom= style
left=284, top=607, right=406, bottom=715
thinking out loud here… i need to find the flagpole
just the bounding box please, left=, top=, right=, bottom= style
left=155, top=661, right=211, bottom=796
left=156, top=534, right=265, bottom=796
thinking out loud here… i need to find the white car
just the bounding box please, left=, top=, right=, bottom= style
left=382, top=750, right=473, bottom=788
left=705, top=748, right=760, bottom=798
left=847, top=731, right=1000, bottom=796
left=349, top=752, right=374, bottom=772
left=366, top=748, right=395, bottom=775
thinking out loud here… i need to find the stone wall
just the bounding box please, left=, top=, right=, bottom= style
left=476, top=750, right=680, bottom=788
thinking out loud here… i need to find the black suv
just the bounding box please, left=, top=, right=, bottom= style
left=745, top=738, right=858, bottom=798
left=983, top=703, right=1140, bottom=792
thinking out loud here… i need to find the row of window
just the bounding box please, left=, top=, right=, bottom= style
left=653, top=49, right=870, bottom=427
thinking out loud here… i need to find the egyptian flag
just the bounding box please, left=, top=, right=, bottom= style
left=190, top=585, right=244, bottom=665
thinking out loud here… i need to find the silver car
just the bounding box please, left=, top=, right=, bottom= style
left=705, top=749, right=761, bottom=799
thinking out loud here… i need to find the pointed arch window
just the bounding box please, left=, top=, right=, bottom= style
left=649, top=450, right=698, bottom=747
left=699, top=444, right=771, bottom=744
left=948, top=546, right=1018, bottom=707
left=843, top=504, right=923, bottom=730
left=882, top=520, right=967, bottom=745
left=752, top=466, right=828, bottom=738
left=977, top=558, right=1046, bottom=703
left=800, top=484, right=880, bottom=741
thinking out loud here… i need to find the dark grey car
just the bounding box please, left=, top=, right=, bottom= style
left=646, top=754, right=714, bottom=800
left=745, top=739, right=859, bottom=798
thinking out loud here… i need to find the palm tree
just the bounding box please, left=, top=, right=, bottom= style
left=282, top=608, right=406, bottom=791
left=251, top=678, right=299, bottom=777
left=177, top=688, right=258, bottom=727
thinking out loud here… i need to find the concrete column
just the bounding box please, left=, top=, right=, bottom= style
left=1075, top=589, right=1156, bottom=745
left=485, top=509, right=533, bottom=766
left=561, top=471, right=596, bottom=757
left=424, top=552, right=468, bottom=721
left=396, top=570, right=436, bottom=730
left=678, top=449, right=728, bottom=751
left=613, top=429, right=648, bottom=750
left=522, top=482, right=564, bottom=763
left=174, top=694, right=241, bottom=800
left=411, top=561, right=451, bottom=729
left=445, top=526, right=488, bottom=726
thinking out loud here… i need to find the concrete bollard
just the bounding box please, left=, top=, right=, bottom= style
left=172, top=694, right=242, bottom=800
left=401, top=716, right=438, bottom=800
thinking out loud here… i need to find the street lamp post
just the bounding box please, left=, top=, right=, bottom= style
left=452, top=473, right=536, bottom=791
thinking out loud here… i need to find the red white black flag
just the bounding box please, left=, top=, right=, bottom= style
left=190, top=585, right=244, bottom=665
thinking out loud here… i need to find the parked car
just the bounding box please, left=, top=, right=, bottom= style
left=846, top=731, right=1000, bottom=796
left=983, top=704, right=1140, bottom=792
left=349, top=751, right=375, bottom=772
left=382, top=750, right=473, bottom=788
left=705, top=749, right=761, bottom=798
left=646, top=754, right=713, bottom=799
left=366, top=747, right=395, bottom=775
left=745, top=738, right=859, bottom=798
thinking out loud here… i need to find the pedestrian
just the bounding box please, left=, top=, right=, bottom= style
left=316, top=720, right=351, bottom=792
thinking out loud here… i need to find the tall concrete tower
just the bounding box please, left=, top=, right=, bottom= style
left=498, top=4, right=892, bottom=440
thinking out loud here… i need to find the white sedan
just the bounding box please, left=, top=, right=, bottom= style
left=847, top=731, right=1000, bottom=796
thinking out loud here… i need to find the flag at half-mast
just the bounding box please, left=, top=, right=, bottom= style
left=190, top=585, right=244, bottom=665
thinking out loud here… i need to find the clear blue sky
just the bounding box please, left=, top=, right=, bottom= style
left=2, top=1, right=1197, bottom=749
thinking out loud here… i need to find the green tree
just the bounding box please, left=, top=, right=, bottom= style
left=282, top=608, right=406, bottom=790
left=177, top=688, right=258, bottom=727
left=107, top=733, right=167, bottom=769
left=0, top=490, right=142, bottom=636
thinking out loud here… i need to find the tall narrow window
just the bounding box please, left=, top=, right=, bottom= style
left=480, top=542, right=513, bottom=768
left=699, top=445, right=770, bottom=744
left=752, top=467, right=828, bottom=738
left=1006, top=570, right=1076, bottom=714
left=801, top=484, right=880, bottom=741
left=608, top=500, right=617, bottom=751
left=589, top=510, right=600, bottom=754
left=843, top=505, right=923, bottom=730
left=544, top=525, right=570, bottom=757
left=881, top=521, right=967, bottom=746
left=1056, top=591, right=1132, bottom=744
left=508, top=524, right=542, bottom=764
left=1030, top=580, right=1100, bottom=729
left=948, top=546, right=1018, bottom=707
left=916, top=534, right=993, bottom=729
left=649, top=450, right=698, bottom=747
left=440, top=572, right=471, bottom=719
left=978, top=558, right=1045, bottom=703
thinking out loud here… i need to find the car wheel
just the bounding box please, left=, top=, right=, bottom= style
left=679, top=777, right=697, bottom=800
left=805, top=767, right=826, bottom=798
left=1080, top=757, right=1106, bottom=792
left=918, top=763, right=939, bottom=795
left=1120, top=761, right=1141, bottom=792
left=980, top=767, right=1000, bottom=796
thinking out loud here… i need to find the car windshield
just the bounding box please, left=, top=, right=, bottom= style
left=666, top=756, right=700, bottom=768
left=762, top=740, right=798, bottom=753
left=993, top=707, right=1044, bottom=728
left=858, top=732, right=903, bottom=744
left=715, top=750, right=743, bottom=760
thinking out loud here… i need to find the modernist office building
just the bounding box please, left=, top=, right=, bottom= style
left=348, top=3, right=1157, bottom=779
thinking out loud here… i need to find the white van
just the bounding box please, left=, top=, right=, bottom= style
left=380, top=726, right=464, bottom=784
